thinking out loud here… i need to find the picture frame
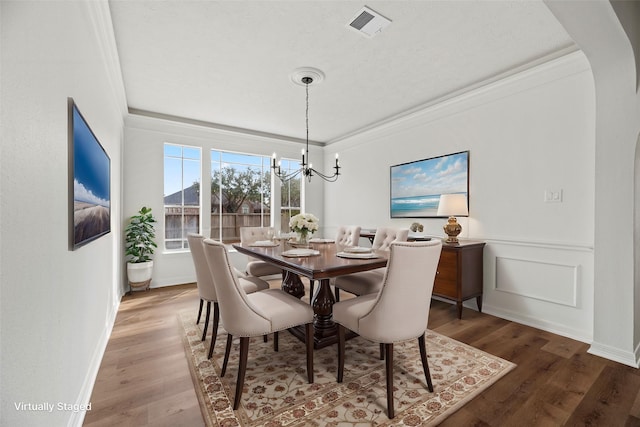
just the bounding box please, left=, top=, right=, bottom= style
left=68, top=98, right=111, bottom=250
left=390, top=150, right=469, bottom=218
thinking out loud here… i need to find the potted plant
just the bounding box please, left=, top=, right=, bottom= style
left=125, top=206, right=157, bottom=290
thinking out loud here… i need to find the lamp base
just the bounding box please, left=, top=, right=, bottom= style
left=443, top=216, right=462, bottom=243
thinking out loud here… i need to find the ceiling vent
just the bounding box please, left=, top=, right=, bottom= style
left=347, top=6, right=391, bottom=38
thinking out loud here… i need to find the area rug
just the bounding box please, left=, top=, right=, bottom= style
left=179, top=311, right=515, bottom=426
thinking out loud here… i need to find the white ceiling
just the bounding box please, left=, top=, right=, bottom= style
left=109, top=0, right=577, bottom=145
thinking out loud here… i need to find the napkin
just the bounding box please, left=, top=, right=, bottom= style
left=343, top=246, right=373, bottom=254
left=250, top=240, right=278, bottom=247
left=282, top=249, right=320, bottom=257
left=309, top=238, right=334, bottom=243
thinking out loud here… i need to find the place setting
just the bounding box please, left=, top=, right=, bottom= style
left=336, top=245, right=380, bottom=259
left=248, top=240, right=279, bottom=247
left=281, top=248, right=320, bottom=257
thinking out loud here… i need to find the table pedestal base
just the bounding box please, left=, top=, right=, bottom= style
left=283, top=276, right=354, bottom=348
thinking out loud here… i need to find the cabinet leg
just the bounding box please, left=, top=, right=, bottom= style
left=456, top=302, right=463, bottom=319
left=476, top=296, right=483, bottom=313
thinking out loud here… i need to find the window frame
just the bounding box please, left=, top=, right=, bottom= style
left=210, top=149, right=273, bottom=243
left=163, top=143, right=202, bottom=251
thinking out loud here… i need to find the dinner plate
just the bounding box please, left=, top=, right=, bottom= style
left=308, top=238, right=335, bottom=243
left=343, top=246, right=373, bottom=254
left=249, top=241, right=279, bottom=247
left=337, top=251, right=380, bottom=259
left=282, top=249, right=320, bottom=257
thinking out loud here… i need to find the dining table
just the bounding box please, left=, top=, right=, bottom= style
left=233, top=239, right=389, bottom=348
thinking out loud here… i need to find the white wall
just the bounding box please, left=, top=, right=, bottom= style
left=324, top=51, right=597, bottom=342
left=546, top=0, right=640, bottom=367
left=123, top=115, right=325, bottom=287
left=1, top=1, right=126, bottom=425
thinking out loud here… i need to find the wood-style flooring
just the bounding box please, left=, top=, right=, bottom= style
left=84, top=282, right=640, bottom=426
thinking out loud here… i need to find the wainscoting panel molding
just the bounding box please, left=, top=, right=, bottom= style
left=481, top=240, right=594, bottom=344
left=495, top=256, right=578, bottom=307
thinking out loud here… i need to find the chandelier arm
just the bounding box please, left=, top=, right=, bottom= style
left=273, top=167, right=303, bottom=182
left=309, top=167, right=340, bottom=182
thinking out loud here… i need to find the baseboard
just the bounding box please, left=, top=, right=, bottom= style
left=68, top=296, right=121, bottom=426
left=588, top=341, right=640, bottom=368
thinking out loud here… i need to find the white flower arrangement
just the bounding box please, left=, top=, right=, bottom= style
left=289, top=213, right=319, bottom=235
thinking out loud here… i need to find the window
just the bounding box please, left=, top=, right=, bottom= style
left=211, top=150, right=272, bottom=243
left=164, top=144, right=201, bottom=250
left=279, top=158, right=302, bottom=233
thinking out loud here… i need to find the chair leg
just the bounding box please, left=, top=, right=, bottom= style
left=306, top=323, right=314, bottom=383
left=273, top=331, right=279, bottom=352
left=207, top=302, right=220, bottom=359
left=385, top=343, right=395, bottom=419
left=335, top=287, right=340, bottom=302
left=418, top=334, right=434, bottom=392
left=337, top=324, right=345, bottom=383
left=263, top=335, right=268, bottom=343
left=379, top=343, right=385, bottom=360
left=201, top=301, right=211, bottom=341
left=221, top=334, right=233, bottom=377
left=196, top=298, right=204, bottom=324
left=309, top=280, right=315, bottom=305
left=233, top=337, right=250, bottom=410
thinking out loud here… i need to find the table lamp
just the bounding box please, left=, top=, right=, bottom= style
left=437, top=194, right=468, bottom=243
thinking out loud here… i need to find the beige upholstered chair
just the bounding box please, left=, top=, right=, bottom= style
left=335, top=225, right=361, bottom=246
left=309, top=225, right=362, bottom=303
left=239, top=226, right=283, bottom=278
left=202, top=238, right=315, bottom=410
left=333, top=240, right=443, bottom=419
left=187, top=234, right=269, bottom=359
left=333, top=227, right=409, bottom=301
left=193, top=232, right=248, bottom=326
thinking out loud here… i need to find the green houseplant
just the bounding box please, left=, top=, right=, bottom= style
left=125, top=206, right=157, bottom=290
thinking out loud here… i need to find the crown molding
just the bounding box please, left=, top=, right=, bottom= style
left=327, top=45, right=585, bottom=147
left=85, top=0, right=128, bottom=119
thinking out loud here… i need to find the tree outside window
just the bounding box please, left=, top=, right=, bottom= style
left=211, top=150, right=272, bottom=243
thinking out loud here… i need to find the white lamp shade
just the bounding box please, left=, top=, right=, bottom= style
left=437, top=194, right=468, bottom=217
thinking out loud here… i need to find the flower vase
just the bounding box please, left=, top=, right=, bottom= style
left=297, top=231, right=309, bottom=248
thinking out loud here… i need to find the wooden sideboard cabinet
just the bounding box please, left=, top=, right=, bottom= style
left=433, top=240, right=486, bottom=319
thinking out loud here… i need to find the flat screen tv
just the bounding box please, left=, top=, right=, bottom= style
left=390, top=150, right=469, bottom=218
left=68, top=98, right=111, bottom=250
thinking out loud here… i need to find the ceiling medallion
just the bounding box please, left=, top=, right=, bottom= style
left=289, top=67, right=325, bottom=86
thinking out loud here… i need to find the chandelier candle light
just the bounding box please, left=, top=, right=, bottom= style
left=272, top=68, right=341, bottom=183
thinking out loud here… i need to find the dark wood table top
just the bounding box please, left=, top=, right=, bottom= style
left=233, top=241, right=389, bottom=280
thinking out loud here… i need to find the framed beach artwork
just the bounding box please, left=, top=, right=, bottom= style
left=390, top=150, right=469, bottom=218
left=68, top=98, right=111, bottom=250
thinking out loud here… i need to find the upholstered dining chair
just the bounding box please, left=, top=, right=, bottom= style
left=309, top=225, right=362, bottom=303
left=202, top=238, right=315, bottom=410
left=187, top=234, right=270, bottom=359
left=239, top=226, right=283, bottom=278
left=333, top=240, right=443, bottom=419
left=335, top=225, right=362, bottom=246
left=194, top=248, right=248, bottom=326
left=333, top=227, right=409, bottom=301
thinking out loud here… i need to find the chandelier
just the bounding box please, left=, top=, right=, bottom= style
left=272, top=69, right=341, bottom=183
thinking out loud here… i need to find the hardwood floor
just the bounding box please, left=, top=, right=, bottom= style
left=84, top=282, right=640, bottom=426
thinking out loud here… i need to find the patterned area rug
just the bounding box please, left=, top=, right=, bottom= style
left=179, top=311, right=515, bottom=426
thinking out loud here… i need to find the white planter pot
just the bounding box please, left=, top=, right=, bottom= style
left=127, top=261, right=154, bottom=284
